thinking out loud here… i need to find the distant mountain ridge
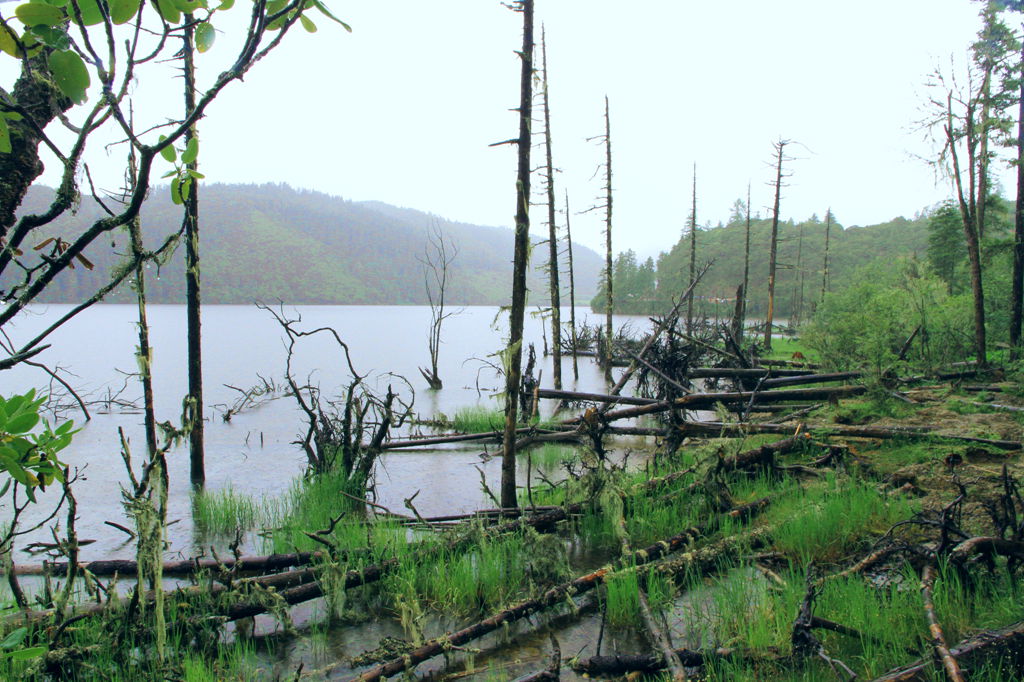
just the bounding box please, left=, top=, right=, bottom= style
left=10, top=183, right=602, bottom=306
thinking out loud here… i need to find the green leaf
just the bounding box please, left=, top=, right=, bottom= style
left=170, top=176, right=184, bottom=205
left=194, top=21, right=214, bottom=53
left=187, top=169, right=205, bottom=179
left=0, top=118, right=10, bottom=155
left=73, top=0, right=106, bottom=26
left=0, top=452, right=35, bottom=487
left=28, top=24, right=71, bottom=50
left=299, top=13, right=316, bottom=33
left=217, top=0, right=233, bottom=8
left=6, top=411, right=39, bottom=435
left=0, top=627, right=27, bottom=650
left=264, top=0, right=287, bottom=15
left=154, top=0, right=181, bottom=24
left=47, top=49, right=90, bottom=104
left=0, top=478, right=10, bottom=498
left=15, top=3, right=65, bottom=28
left=173, top=0, right=204, bottom=13
left=310, top=0, right=350, bottom=31
left=9, top=646, right=46, bottom=661
left=108, top=0, right=142, bottom=25
left=158, top=135, right=177, bottom=162
left=181, top=136, right=199, bottom=163
left=0, top=21, right=25, bottom=58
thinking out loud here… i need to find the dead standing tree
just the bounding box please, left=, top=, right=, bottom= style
left=564, top=190, right=580, bottom=381
left=687, top=165, right=698, bottom=332
left=584, top=96, right=614, bottom=383
left=539, top=28, right=563, bottom=392
left=925, top=6, right=1016, bottom=367
left=181, top=17, right=205, bottom=487
left=418, top=222, right=459, bottom=390
left=496, top=0, right=534, bottom=510
left=764, top=138, right=792, bottom=351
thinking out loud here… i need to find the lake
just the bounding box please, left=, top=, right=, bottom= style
left=0, top=304, right=645, bottom=561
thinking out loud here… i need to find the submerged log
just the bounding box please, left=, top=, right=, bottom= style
left=349, top=500, right=771, bottom=682
left=535, top=388, right=656, bottom=406
left=573, top=647, right=736, bottom=675
left=872, top=619, right=1024, bottom=681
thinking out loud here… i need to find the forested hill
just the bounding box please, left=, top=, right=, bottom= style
left=595, top=210, right=936, bottom=319
left=11, top=184, right=602, bottom=305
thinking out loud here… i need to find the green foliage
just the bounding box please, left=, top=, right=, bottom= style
left=0, top=390, right=76, bottom=501
left=927, top=201, right=966, bottom=293
left=803, top=260, right=971, bottom=374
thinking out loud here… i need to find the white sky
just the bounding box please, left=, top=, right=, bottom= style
left=4, top=0, right=1007, bottom=259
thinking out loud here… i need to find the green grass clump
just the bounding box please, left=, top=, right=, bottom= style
left=766, top=474, right=918, bottom=564
left=191, top=485, right=259, bottom=535
left=604, top=569, right=642, bottom=625
left=452, top=406, right=506, bottom=433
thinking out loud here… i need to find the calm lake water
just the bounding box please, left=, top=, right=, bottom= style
left=1, top=304, right=646, bottom=561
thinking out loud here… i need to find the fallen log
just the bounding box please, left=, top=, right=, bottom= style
left=639, top=435, right=809, bottom=494
left=8, top=550, right=327, bottom=577
left=871, top=620, right=1024, bottom=681
left=583, top=385, right=868, bottom=423
left=758, top=372, right=861, bottom=389
left=688, top=367, right=813, bottom=379
left=675, top=421, right=1022, bottom=451
left=382, top=426, right=554, bottom=450
left=536, top=388, right=656, bottom=406
left=572, top=647, right=737, bottom=675
left=920, top=564, right=965, bottom=681
left=349, top=500, right=771, bottom=682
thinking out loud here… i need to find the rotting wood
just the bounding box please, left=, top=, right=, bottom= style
left=579, top=385, right=868, bottom=423
left=675, top=421, right=1022, bottom=450
left=871, top=619, right=1024, bottom=681
left=688, top=367, right=813, bottom=379
left=757, top=372, right=861, bottom=389
left=572, top=647, right=737, bottom=676
left=920, top=563, right=965, bottom=682
left=348, top=500, right=771, bottom=682
left=536, top=388, right=657, bottom=406
left=8, top=550, right=328, bottom=577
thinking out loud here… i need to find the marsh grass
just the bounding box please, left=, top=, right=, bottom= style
left=766, top=473, right=918, bottom=564
left=192, top=486, right=260, bottom=535
left=452, top=406, right=506, bottom=433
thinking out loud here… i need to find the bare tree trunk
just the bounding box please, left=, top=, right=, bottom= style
left=1013, top=41, right=1024, bottom=359
left=500, top=0, right=534, bottom=510
left=182, top=19, right=205, bottom=486
left=821, top=208, right=832, bottom=304
left=740, top=181, right=751, bottom=340
left=946, top=93, right=987, bottom=367
left=565, top=190, right=579, bottom=381
left=541, top=30, right=562, bottom=391
left=419, top=223, right=457, bottom=390
left=603, top=96, right=614, bottom=384
left=687, top=165, right=697, bottom=332
left=764, top=139, right=789, bottom=351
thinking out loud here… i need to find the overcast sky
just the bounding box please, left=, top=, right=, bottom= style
left=5, top=0, right=1006, bottom=259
